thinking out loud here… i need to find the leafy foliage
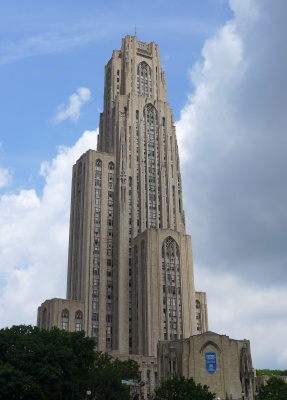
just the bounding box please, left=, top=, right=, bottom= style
left=0, top=325, right=96, bottom=399
left=0, top=325, right=140, bottom=399
left=256, top=369, right=287, bottom=377
left=113, top=357, right=142, bottom=381
left=153, top=375, right=215, bottom=400
left=85, top=352, right=142, bottom=399
left=255, top=376, right=287, bottom=400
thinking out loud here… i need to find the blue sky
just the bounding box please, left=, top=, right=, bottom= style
left=1, top=0, right=287, bottom=370
left=1, top=0, right=232, bottom=192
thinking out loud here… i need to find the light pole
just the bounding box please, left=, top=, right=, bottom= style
left=86, top=389, right=92, bottom=400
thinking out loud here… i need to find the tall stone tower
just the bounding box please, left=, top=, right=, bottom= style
left=38, top=36, right=208, bottom=363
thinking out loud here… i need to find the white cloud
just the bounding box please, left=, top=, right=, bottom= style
left=177, top=0, right=287, bottom=368
left=0, top=143, right=11, bottom=188
left=0, top=168, right=11, bottom=188
left=0, top=30, right=106, bottom=67
left=176, top=19, right=245, bottom=162
left=0, top=130, right=97, bottom=327
left=53, top=87, right=91, bottom=123
left=195, top=266, right=287, bottom=369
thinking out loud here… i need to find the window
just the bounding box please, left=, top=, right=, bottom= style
left=75, top=311, right=83, bottom=331
left=143, top=103, right=159, bottom=228
left=61, top=309, right=69, bottom=330
left=137, top=62, right=152, bottom=96
left=92, top=159, right=102, bottom=346
left=162, top=237, right=182, bottom=339
left=106, top=161, right=115, bottom=352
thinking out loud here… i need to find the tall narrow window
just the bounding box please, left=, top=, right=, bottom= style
left=92, top=159, right=102, bottom=347
left=162, top=237, right=182, bottom=340
left=128, top=176, right=133, bottom=353
left=135, top=111, right=140, bottom=232
left=75, top=311, right=83, bottom=331
left=137, top=62, right=152, bottom=96
left=141, top=240, right=146, bottom=353
left=196, top=300, right=202, bottom=333
left=172, top=186, right=176, bottom=229
left=134, top=245, right=139, bottom=352
left=147, top=369, right=151, bottom=396
left=143, top=104, right=159, bottom=228
left=105, top=68, right=111, bottom=149
left=74, top=162, right=83, bottom=298
left=61, top=309, right=69, bottom=331
left=162, top=119, right=169, bottom=227
left=106, top=161, right=114, bottom=351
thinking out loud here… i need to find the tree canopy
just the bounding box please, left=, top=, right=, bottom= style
left=0, top=325, right=141, bottom=400
left=84, top=351, right=142, bottom=399
left=0, top=325, right=96, bottom=399
left=256, top=370, right=287, bottom=377
left=255, top=377, right=287, bottom=400
left=153, top=375, right=215, bottom=400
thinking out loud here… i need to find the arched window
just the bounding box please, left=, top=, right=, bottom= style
left=95, top=159, right=102, bottom=188
left=75, top=311, right=83, bottom=331
left=61, top=309, right=69, bottom=331
left=137, top=62, right=152, bottom=96
left=162, top=237, right=182, bottom=340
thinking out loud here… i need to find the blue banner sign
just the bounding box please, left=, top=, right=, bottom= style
left=205, top=352, right=216, bottom=374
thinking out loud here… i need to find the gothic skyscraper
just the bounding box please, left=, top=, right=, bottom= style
left=38, top=35, right=208, bottom=363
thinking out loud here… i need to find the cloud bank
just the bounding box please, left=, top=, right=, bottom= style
left=0, top=130, right=97, bottom=327
left=177, top=0, right=287, bottom=368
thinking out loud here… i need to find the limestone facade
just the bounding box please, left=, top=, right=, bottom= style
left=37, top=35, right=209, bottom=397
left=195, top=291, right=208, bottom=334
left=157, top=331, right=254, bottom=400
left=37, top=35, right=206, bottom=349
left=37, top=298, right=84, bottom=332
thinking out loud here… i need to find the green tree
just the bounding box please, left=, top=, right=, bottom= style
left=153, top=375, right=215, bottom=400
left=0, top=363, right=43, bottom=400
left=84, top=364, right=130, bottom=400
left=0, top=325, right=96, bottom=399
left=256, top=370, right=287, bottom=377
left=84, top=353, right=142, bottom=399
left=256, top=377, right=287, bottom=400
left=113, top=358, right=143, bottom=399
left=0, top=325, right=142, bottom=399
left=113, top=357, right=142, bottom=383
